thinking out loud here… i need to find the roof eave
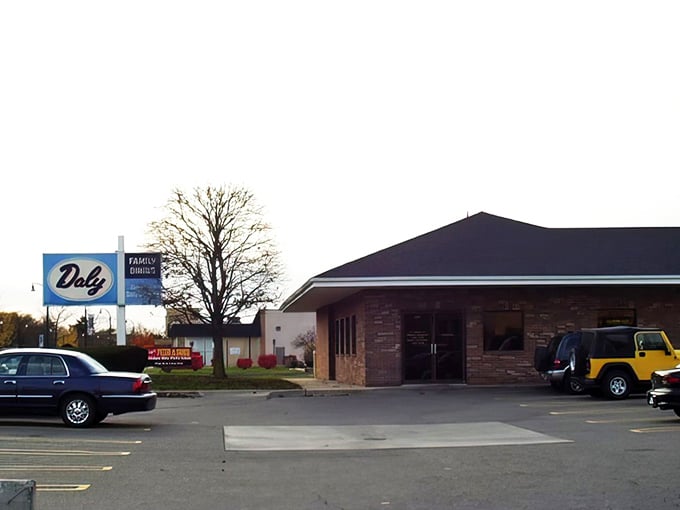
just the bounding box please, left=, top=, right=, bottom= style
left=280, top=275, right=680, bottom=313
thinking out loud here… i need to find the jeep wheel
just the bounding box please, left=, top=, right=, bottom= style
left=603, top=370, right=631, bottom=400
left=563, top=370, right=584, bottom=395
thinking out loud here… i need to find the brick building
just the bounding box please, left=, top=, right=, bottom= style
left=280, top=213, right=680, bottom=387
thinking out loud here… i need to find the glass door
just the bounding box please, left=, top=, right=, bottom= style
left=433, top=314, right=464, bottom=380
left=404, top=313, right=464, bottom=382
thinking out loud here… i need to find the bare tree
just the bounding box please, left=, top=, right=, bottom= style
left=49, top=306, right=72, bottom=347
left=292, top=328, right=316, bottom=367
left=146, top=185, right=283, bottom=378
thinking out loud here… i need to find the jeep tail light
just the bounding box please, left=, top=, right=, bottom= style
left=132, top=376, right=151, bottom=393
left=552, top=359, right=562, bottom=369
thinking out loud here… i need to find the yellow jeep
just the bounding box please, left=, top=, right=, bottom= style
left=569, top=326, right=680, bottom=399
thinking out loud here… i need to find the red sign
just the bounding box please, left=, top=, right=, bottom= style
left=148, top=347, right=192, bottom=368
left=147, top=347, right=204, bottom=371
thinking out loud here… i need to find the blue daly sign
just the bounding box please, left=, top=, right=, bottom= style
left=43, top=253, right=118, bottom=306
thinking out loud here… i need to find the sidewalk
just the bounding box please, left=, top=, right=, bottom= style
left=274, top=377, right=364, bottom=398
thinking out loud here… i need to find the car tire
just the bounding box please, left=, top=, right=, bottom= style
left=673, top=408, right=680, bottom=419
left=603, top=370, right=631, bottom=400
left=60, top=393, right=97, bottom=428
left=563, top=370, right=584, bottom=395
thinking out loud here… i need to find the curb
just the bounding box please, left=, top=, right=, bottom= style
left=267, top=388, right=357, bottom=399
left=157, top=391, right=204, bottom=398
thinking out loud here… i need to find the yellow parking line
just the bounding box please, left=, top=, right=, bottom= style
left=0, top=436, right=142, bottom=445
left=549, top=408, right=635, bottom=416
left=0, top=465, right=112, bottom=471
left=586, top=417, right=666, bottom=424
left=631, top=426, right=680, bottom=433
left=37, top=484, right=90, bottom=492
left=520, top=400, right=626, bottom=408
left=0, top=448, right=129, bottom=456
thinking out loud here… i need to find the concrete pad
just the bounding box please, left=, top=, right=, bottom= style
left=0, top=479, right=36, bottom=509
left=224, top=422, right=571, bottom=451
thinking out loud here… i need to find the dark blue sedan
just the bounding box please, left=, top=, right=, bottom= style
left=0, top=347, right=157, bottom=427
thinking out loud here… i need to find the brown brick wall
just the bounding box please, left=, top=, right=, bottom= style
left=329, top=295, right=366, bottom=386
left=315, top=307, right=330, bottom=380
left=321, top=285, right=680, bottom=387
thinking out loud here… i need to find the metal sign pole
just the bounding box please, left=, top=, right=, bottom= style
left=116, top=236, right=126, bottom=346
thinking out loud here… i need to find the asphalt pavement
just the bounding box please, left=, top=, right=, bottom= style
left=4, top=381, right=680, bottom=510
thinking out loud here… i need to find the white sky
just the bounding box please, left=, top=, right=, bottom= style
left=1, top=1, right=679, bottom=333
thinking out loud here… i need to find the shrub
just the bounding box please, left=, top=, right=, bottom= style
left=257, top=354, right=277, bottom=369
left=237, top=358, right=253, bottom=369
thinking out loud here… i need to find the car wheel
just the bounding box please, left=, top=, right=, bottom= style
left=60, top=394, right=97, bottom=428
left=603, top=370, right=631, bottom=400
left=563, top=370, right=584, bottom=395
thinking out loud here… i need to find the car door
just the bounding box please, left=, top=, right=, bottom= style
left=15, top=354, right=69, bottom=411
left=634, top=332, right=680, bottom=381
left=0, top=354, right=23, bottom=409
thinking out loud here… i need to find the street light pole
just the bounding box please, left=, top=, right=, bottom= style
left=31, top=283, right=50, bottom=348
left=99, top=308, right=112, bottom=334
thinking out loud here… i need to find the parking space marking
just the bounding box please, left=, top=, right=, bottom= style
left=631, top=426, right=680, bottom=434
left=0, top=436, right=142, bottom=445
left=224, top=422, right=571, bottom=451
left=0, top=448, right=130, bottom=456
left=36, top=484, right=90, bottom=492
left=586, top=417, right=669, bottom=424
left=549, top=408, right=635, bottom=416
left=519, top=400, right=624, bottom=409
left=0, top=465, right=112, bottom=472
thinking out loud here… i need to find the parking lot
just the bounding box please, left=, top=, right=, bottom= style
left=2, top=385, right=680, bottom=510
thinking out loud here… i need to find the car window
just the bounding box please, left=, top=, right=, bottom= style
left=557, top=333, right=581, bottom=358
left=547, top=335, right=562, bottom=355
left=24, top=355, right=68, bottom=376
left=77, top=354, right=108, bottom=374
left=597, top=332, right=635, bottom=357
left=580, top=331, right=595, bottom=355
left=25, top=356, right=50, bottom=376
left=0, top=354, right=22, bottom=375
left=636, top=332, right=667, bottom=351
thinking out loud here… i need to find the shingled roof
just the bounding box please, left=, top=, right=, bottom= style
left=281, top=212, right=680, bottom=312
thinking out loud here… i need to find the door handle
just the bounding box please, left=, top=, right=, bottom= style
left=639, top=352, right=646, bottom=357
left=53, top=381, right=65, bottom=385
left=3, top=380, right=16, bottom=385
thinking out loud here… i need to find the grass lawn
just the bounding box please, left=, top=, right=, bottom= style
left=144, top=366, right=313, bottom=391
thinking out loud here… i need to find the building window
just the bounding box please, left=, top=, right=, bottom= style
left=351, top=315, right=357, bottom=354
left=483, top=311, right=523, bottom=351
left=597, top=309, right=636, bottom=327
left=334, top=315, right=357, bottom=356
